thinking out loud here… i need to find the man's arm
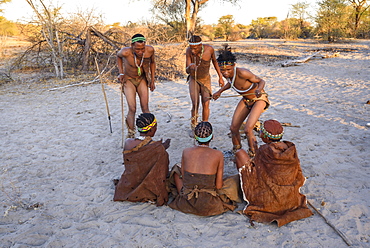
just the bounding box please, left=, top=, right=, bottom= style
left=185, top=48, right=195, bottom=74
left=210, top=47, right=225, bottom=87
left=117, top=49, right=125, bottom=83
left=212, top=82, right=231, bottom=100
left=149, top=47, right=156, bottom=91
left=240, top=69, right=266, bottom=98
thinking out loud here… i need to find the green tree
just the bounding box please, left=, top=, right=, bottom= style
left=315, top=0, right=351, bottom=41
left=290, top=1, right=312, bottom=38
left=0, top=16, right=18, bottom=36
left=151, top=0, right=187, bottom=42
left=347, top=0, right=370, bottom=37
left=217, top=15, right=234, bottom=40
left=250, top=17, right=279, bottom=38
left=153, top=0, right=239, bottom=39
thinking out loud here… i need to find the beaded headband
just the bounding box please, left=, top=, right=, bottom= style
left=132, top=37, right=146, bottom=43
left=260, top=122, right=284, bottom=140
left=195, top=133, right=213, bottom=143
left=218, top=61, right=235, bottom=67
left=188, top=41, right=202, bottom=46
left=137, top=118, right=157, bottom=132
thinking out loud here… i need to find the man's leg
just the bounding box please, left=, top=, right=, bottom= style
left=123, top=81, right=138, bottom=137
left=136, top=78, right=150, bottom=113
left=230, top=100, right=249, bottom=151
left=200, top=88, right=211, bottom=122
left=244, top=101, right=266, bottom=154
left=188, top=78, right=200, bottom=128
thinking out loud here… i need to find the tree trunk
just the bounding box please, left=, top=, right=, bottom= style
left=185, top=0, right=192, bottom=39
left=82, top=28, right=91, bottom=71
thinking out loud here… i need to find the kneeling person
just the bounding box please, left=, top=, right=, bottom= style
left=235, top=119, right=313, bottom=226
left=113, top=113, right=171, bottom=206
left=168, top=122, right=238, bottom=216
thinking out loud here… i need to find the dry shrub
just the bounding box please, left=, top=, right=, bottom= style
left=155, top=43, right=187, bottom=81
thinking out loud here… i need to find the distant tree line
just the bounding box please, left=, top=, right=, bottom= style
left=0, top=0, right=369, bottom=81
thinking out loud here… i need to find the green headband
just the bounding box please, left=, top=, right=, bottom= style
left=131, top=37, right=146, bottom=43
left=195, top=133, right=213, bottom=143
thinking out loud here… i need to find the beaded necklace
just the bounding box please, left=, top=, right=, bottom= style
left=193, top=45, right=204, bottom=67
left=134, top=52, right=145, bottom=76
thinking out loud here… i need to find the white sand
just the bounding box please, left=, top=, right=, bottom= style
left=1, top=39, right=369, bottom=247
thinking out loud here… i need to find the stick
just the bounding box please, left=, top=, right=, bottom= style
left=208, top=92, right=268, bottom=99
left=120, top=83, right=125, bottom=147
left=308, top=200, right=352, bottom=246
left=94, top=57, right=112, bottom=133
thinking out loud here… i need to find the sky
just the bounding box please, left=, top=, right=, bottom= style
left=2, top=0, right=317, bottom=26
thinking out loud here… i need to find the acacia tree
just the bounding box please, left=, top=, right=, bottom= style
left=315, top=0, right=350, bottom=41
left=217, top=15, right=234, bottom=40
left=290, top=1, right=311, bottom=37
left=154, top=0, right=238, bottom=39
left=347, top=0, right=370, bottom=37
left=152, top=0, right=187, bottom=41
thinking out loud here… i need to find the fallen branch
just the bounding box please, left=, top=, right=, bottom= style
left=308, top=200, right=352, bottom=246
left=281, top=122, right=301, bottom=128
left=48, top=79, right=99, bottom=91
left=282, top=52, right=321, bottom=67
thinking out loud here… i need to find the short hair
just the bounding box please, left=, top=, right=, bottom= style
left=131, top=34, right=146, bottom=44
left=194, top=121, right=213, bottom=144
left=217, top=44, right=236, bottom=64
left=136, top=113, right=155, bottom=133
left=188, top=35, right=202, bottom=43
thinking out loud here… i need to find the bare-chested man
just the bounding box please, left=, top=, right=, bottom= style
left=117, top=34, right=156, bottom=138
left=186, top=35, right=224, bottom=131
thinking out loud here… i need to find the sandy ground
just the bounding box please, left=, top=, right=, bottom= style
left=0, top=39, right=369, bottom=247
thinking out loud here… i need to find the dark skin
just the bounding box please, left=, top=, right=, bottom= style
left=173, top=138, right=224, bottom=193
left=117, top=42, right=156, bottom=131
left=186, top=44, right=224, bottom=127
left=123, top=124, right=171, bottom=151
left=235, top=130, right=286, bottom=170
left=213, top=64, right=267, bottom=153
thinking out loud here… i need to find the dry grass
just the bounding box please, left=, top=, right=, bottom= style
left=1, top=37, right=369, bottom=86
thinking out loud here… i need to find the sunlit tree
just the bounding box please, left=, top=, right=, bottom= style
left=315, top=0, right=350, bottom=41
left=217, top=15, right=234, bottom=41
left=347, top=0, right=370, bottom=37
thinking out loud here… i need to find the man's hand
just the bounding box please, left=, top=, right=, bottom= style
left=218, top=78, right=225, bottom=87
left=212, top=91, right=221, bottom=100
left=149, top=82, right=156, bottom=92
left=118, top=74, right=124, bottom=83
left=186, top=63, right=196, bottom=72
left=255, top=89, right=261, bottom=98
left=162, top=139, right=171, bottom=149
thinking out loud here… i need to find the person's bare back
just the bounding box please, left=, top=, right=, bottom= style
left=182, top=146, right=223, bottom=175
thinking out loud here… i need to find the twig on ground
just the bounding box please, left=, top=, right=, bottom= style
left=308, top=200, right=352, bottom=246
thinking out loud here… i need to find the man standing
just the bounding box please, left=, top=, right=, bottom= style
left=117, top=34, right=156, bottom=138
left=185, top=35, right=224, bottom=132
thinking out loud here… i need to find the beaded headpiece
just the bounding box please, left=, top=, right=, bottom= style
left=132, top=37, right=146, bottom=43
left=195, top=133, right=213, bottom=143
left=188, top=41, right=202, bottom=46
left=137, top=118, right=157, bottom=132
left=218, top=61, right=235, bottom=68
left=261, top=121, right=284, bottom=140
